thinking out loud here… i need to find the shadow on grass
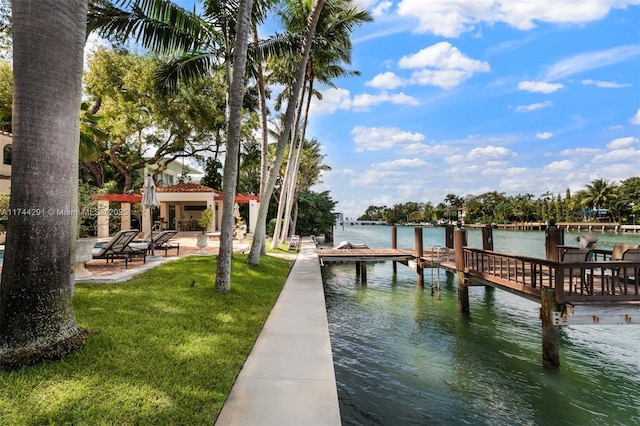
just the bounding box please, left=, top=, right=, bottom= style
left=0, top=255, right=291, bottom=425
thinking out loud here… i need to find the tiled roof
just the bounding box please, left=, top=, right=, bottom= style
left=92, top=193, right=142, bottom=203
left=157, top=183, right=216, bottom=193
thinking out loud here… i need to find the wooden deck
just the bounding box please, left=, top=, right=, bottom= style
left=318, top=247, right=640, bottom=306
left=320, top=226, right=639, bottom=366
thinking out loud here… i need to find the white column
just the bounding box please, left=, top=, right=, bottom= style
left=160, top=202, right=169, bottom=230
left=97, top=199, right=109, bottom=238
left=120, top=202, right=131, bottom=231
left=175, top=204, right=182, bottom=231
left=249, top=200, right=259, bottom=233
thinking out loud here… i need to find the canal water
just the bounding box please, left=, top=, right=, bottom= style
left=321, top=226, right=640, bottom=425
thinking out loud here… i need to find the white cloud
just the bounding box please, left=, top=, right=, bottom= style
left=398, top=42, right=490, bottom=89
left=559, top=147, right=602, bottom=156
left=630, top=109, right=640, bottom=125
left=309, top=88, right=352, bottom=115
left=543, top=44, right=640, bottom=81
left=409, top=69, right=472, bottom=89
left=543, top=160, right=575, bottom=172
left=519, top=81, right=564, bottom=93
left=366, top=71, right=405, bottom=89
left=402, top=143, right=453, bottom=156
left=399, top=42, right=489, bottom=71
left=395, top=0, right=638, bottom=37
left=352, top=91, right=419, bottom=111
left=468, top=145, right=515, bottom=159
left=592, top=148, right=640, bottom=164
left=377, top=158, right=428, bottom=169
left=607, top=136, right=639, bottom=150
left=516, top=101, right=553, bottom=112
left=536, top=132, right=553, bottom=139
left=351, top=126, right=426, bottom=152
left=371, top=0, right=393, bottom=16
left=581, top=79, right=631, bottom=88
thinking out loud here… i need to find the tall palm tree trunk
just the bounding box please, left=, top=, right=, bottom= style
left=0, top=0, right=89, bottom=370
left=215, top=0, right=255, bottom=292
left=273, top=77, right=309, bottom=248
left=254, top=23, right=269, bottom=255
left=247, top=0, right=326, bottom=265
left=280, top=76, right=314, bottom=241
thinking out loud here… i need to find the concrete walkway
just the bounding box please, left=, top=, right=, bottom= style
left=215, top=242, right=341, bottom=426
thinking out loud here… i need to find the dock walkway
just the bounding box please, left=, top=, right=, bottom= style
left=215, top=241, right=341, bottom=426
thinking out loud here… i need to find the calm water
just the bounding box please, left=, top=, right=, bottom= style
left=321, top=226, right=640, bottom=425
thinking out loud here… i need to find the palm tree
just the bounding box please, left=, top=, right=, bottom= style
left=582, top=179, right=618, bottom=221
left=271, top=1, right=371, bottom=247
left=247, top=0, right=371, bottom=256
left=88, top=0, right=270, bottom=291
left=246, top=0, right=326, bottom=265
left=215, top=0, right=254, bottom=292
left=0, top=0, right=89, bottom=370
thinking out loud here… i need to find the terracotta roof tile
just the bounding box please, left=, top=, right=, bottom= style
left=157, top=183, right=216, bottom=193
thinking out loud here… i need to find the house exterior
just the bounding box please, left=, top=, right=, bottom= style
left=0, top=133, right=260, bottom=238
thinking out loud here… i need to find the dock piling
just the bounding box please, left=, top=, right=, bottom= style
left=541, top=287, right=560, bottom=367
left=391, top=226, right=398, bottom=275
left=454, top=228, right=469, bottom=314
left=415, top=228, right=424, bottom=287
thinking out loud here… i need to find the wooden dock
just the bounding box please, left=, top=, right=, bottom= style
left=319, top=226, right=640, bottom=368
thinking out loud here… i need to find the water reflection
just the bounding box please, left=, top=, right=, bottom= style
left=323, top=226, right=640, bottom=425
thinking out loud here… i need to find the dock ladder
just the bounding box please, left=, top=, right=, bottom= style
left=430, top=246, right=447, bottom=299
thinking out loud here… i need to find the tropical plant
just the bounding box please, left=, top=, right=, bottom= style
left=198, top=207, right=214, bottom=233
left=295, top=189, right=337, bottom=236
left=0, top=59, right=11, bottom=132
left=83, top=47, right=228, bottom=191
left=88, top=0, right=273, bottom=292
left=582, top=178, right=618, bottom=221
left=0, top=0, right=89, bottom=370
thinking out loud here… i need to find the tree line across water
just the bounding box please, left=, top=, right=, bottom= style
left=358, top=177, right=640, bottom=225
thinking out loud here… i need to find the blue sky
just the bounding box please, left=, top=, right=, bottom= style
left=172, top=1, right=640, bottom=219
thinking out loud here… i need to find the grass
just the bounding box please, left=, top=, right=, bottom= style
left=0, top=254, right=291, bottom=425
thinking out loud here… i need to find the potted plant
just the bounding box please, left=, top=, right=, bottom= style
left=196, top=207, right=214, bottom=253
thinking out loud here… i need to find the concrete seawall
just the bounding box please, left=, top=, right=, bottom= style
left=215, top=242, right=341, bottom=425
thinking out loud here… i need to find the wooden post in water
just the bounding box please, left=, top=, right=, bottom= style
left=454, top=228, right=469, bottom=313
left=545, top=227, right=564, bottom=261
left=415, top=227, right=424, bottom=287
left=355, top=261, right=367, bottom=284
left=481, top=225, right=493, bottom=251
left=391, top=226, right=398, bottom=275
left=540, top=287, right=560, bottom=367
left=445, top=225, right=454, bottom=249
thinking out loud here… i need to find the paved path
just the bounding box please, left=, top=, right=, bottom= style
left=215, top=242, right=341, bottom=426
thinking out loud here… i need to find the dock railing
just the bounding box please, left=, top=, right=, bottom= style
left=463, top=247, right=640, bottom=304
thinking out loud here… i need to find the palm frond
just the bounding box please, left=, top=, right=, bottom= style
left=88, top=0, right=221, bottom=55
left=155, top=52, right=221, bottom=94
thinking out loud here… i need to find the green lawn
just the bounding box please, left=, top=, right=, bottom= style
left=0, top=254, right=291, bottom=425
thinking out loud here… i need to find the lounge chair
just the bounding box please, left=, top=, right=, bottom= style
left=92, top=229, right=146, bottom=268
left=288, top=235, right=300, bottom=252
left=130, top=230, right=179, bottom=256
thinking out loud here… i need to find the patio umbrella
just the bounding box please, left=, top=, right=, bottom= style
left=142, top=174, right=160, bottom=258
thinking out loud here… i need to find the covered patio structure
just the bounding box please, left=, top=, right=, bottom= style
left=92, top=183, right=260, bottom=238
